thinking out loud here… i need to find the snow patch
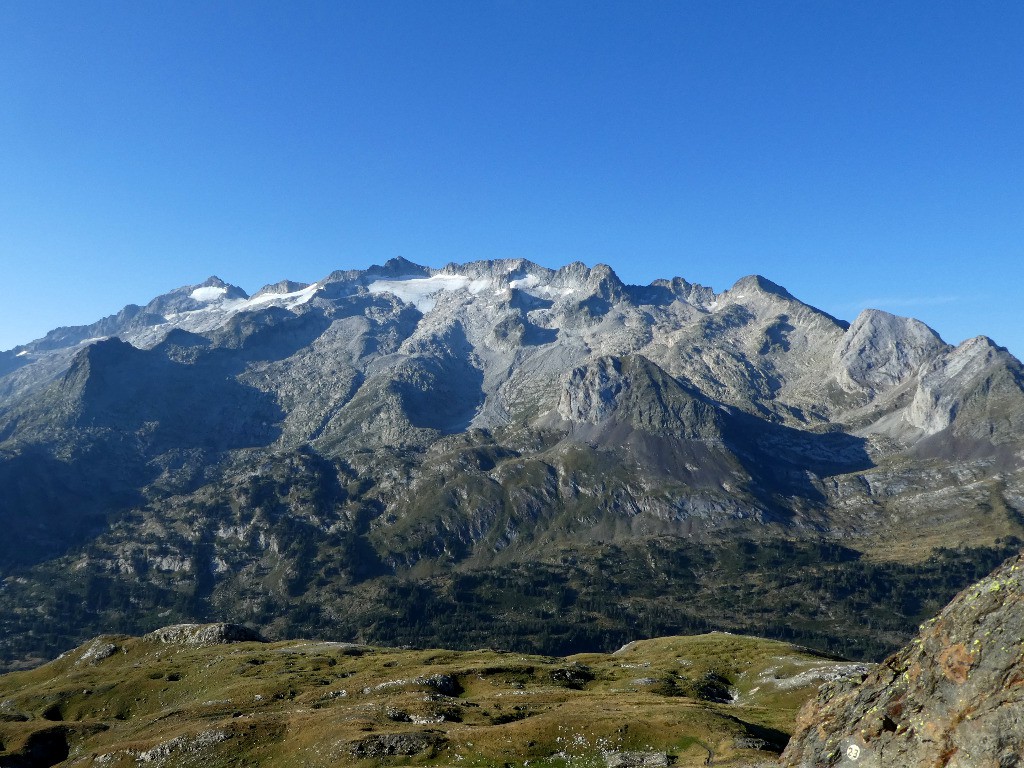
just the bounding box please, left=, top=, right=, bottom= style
left=165, top=283, right=318, bottom=326
left=509, top=275, right=541, bottom=291
left=243, top=282, right=319, bottom=310
left=367, top=274, right=491, bottom=313
left=190, top=286, right=228, bottom=302
left=508, top=274, right=571, bottom=299
left=15, top=350, right=28, bottom=357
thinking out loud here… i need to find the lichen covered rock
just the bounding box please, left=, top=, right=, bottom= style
left=781, top=549, right=1024, bottom=767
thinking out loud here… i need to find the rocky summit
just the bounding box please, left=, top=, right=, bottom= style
left=781, top=548, right=1024, bottom=767
left=0, top=258, right=1023, bottom=669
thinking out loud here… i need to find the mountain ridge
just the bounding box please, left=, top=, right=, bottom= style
left=0, top=258, right=1022, bottom=670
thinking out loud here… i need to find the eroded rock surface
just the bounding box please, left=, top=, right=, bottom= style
left=349, top=730, right=447, bottom=758
left=781, top=549, right=1024, bottom=767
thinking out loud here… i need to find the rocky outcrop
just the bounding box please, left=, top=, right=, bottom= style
left=144, top=623, right=265, bottom=647
left=349, top=731, right=447, bottom=758
left=781, top=548, right=1024, bottom=767
left=75, top=639, right=119, bottom=666
left=602, top=750, right=670, bottom=768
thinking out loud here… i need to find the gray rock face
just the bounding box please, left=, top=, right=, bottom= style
left=833, top=309, right=949, bottom=398
left=349, top=731, right=447, bottom=758
left=75, top=639, right=119, bottom=666
left=603, top=750, right=670, bottom=768
left=144, top=623, right=265, bottom=646
left=781, top=548, right=1024, bottom=767
left=557, top=355, right=721, bottom=438
left=908, top=335, right=1024, bottom=442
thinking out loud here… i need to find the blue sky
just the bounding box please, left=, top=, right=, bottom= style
left=1, top=1, right=1021, bottom=357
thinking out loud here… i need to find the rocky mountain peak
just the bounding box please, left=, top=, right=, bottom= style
left=728, top=274, right=795, bottom=300
left=197, top=275, right=230, bottom=288
left=906, top=333, right=1024, bottom=440
left=648, top=276, right=716, bottom=308
left=369, top=256, right=431, bottom=279
left=139, top=277, right=248, bottom=318
left=556, top=354, right=722, bottom=439
left=188, top=277, right=249, bottom=304
left=712, top=274, right=849, bottom=350
left=587, top=262, right=624, bottom=287
left=554, top=260, right=591, bottom=281
left=833, top=309, right=949, bottom=397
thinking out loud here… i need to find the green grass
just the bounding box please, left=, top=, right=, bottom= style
left=0, top=628, right=862, bottom=767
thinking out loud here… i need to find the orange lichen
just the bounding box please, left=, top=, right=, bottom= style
left=938, top=644, right=975, bottom=684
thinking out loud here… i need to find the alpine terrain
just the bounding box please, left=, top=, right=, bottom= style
left=0, top=622, right=865, bottom=767
left=782, top=547, right=1024, bottom=767
left=1, top=258, right=1022, bottom=670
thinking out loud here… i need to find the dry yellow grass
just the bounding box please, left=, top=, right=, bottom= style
left=0, top=628, right=867, bottom=767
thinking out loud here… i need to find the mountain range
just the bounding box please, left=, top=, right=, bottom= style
left=1, top=258, right=1022, bottom=670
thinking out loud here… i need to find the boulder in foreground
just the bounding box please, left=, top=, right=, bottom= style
left=781, top=548, right=1024, bottom=767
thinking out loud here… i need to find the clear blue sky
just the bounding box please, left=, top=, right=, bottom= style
left=1, top=1, right=1021, bottom=358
